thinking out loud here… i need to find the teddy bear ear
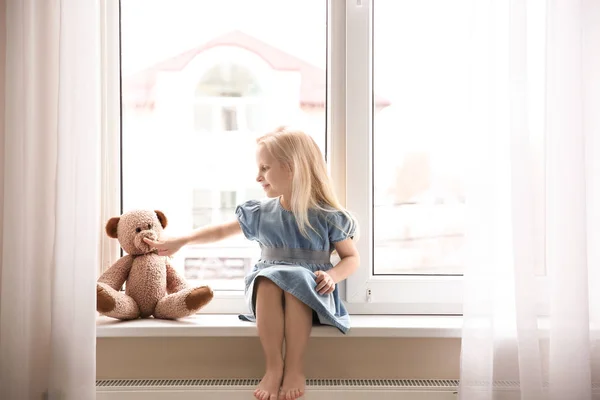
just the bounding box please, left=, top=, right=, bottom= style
left=155, top=210, right=168, bottom=229
left=105, top=217, right=120, bottom=238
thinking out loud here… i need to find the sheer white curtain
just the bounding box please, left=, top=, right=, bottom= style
left=459, top=0, right=600, bottom=399
left=0, top=1, right=101, bottom=399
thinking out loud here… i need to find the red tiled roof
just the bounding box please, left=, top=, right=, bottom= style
left=123, top=30, right=391, bottom=110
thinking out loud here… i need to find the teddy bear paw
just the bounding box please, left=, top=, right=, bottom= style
left=184, top=286, right=214, bottom=311
left=97, top=284, right=116, bottom=313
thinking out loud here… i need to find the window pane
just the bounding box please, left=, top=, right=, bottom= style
left=373, top=0, right=546, bottom=275
left=373, top=1, right=470, bottom=275
left=121, top=0, right=327, bottom=291
left=222, top=106, right=238, bottom=131
left=194, top=103, right=214, bottom=133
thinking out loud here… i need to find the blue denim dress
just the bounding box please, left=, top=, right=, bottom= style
left=235, top=197, right=355, bottom=334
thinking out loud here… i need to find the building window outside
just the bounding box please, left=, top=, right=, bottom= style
left=194, top=62, right=263, bottom=133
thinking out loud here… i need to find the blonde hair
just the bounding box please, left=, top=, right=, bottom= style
left=256, top=126, right=358, bottom=240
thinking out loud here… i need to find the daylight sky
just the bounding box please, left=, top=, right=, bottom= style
left=120, top=0, right=472, bottom=105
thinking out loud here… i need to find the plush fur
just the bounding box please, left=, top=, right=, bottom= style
left=97, top=209, right=213, bottom=320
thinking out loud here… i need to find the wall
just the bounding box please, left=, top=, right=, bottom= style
left=97, top=337, right=461, bottom=380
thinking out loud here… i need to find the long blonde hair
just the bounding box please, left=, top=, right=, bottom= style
left=256, top=126, right=358, bottom=240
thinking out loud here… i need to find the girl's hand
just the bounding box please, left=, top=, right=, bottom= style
left=143, top=236, right=186, bottom=257
left=314, top=271, right=335, bottom=295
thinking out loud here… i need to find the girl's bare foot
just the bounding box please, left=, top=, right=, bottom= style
left=254, top=365, right=284, bottom=400
left=279, top=368, right=305, bottom=400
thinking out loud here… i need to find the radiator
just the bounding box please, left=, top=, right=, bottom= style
left=96, top=378, right=460, bottom=400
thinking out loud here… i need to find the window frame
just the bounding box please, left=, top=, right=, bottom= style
left=341, top=0, right=463, bottom=314
left=99, top=0, right=122, bottom=276
left=101, top=0, right=548, bottom=316
left=341, top=0, right=549, bottom=316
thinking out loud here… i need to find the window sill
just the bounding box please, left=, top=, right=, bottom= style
left=96, top=314, right=463, bottom=338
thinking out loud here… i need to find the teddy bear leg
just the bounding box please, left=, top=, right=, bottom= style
left=97, top=282, right=140, bottom=320
left=153, top=286, right=214, bottom=319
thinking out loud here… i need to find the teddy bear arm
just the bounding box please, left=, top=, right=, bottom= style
left=97, top=254, right=134, bottom=290
left=166, top=263, right=190, bottom=294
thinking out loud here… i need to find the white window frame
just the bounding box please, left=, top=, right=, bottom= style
left=99, top=0, right=122, bottom=276
left=340, top=0, right=549, bottom=316
left=101, top=0, right=548, bottom=316
left=334, top=0, right=463, bottom=315
left=99, top=0, right=461, bottom=315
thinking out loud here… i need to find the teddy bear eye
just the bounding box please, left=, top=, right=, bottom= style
left=135, top=227, right=141, bottom=233
left=147, top=223, right=152, bottom=230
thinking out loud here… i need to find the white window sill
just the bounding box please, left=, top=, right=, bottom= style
left=96, top=314, right=463, bottom=338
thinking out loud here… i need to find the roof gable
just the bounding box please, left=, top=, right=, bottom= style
left=123, top=30, right=390, bottom=110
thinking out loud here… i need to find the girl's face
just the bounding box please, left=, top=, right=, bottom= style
left=255, top=144, right=292, bottom=199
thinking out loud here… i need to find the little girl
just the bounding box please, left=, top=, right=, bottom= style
left=144, top=126, right=360, bottom=400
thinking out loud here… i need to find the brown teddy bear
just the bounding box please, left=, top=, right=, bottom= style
left=97, top=209, right=214, bottom=320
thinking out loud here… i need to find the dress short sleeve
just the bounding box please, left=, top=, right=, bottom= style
left=328, top=210, right=356, bottom=243
left=235, top=200, right=261, bottom=241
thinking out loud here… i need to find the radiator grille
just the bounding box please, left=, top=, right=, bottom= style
left=96, top=378, right=460, bottom=389
left=96, top=379, right=600, bottom=393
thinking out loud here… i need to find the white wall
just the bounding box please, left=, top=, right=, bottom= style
left=97, top=337, right=461, bottom=380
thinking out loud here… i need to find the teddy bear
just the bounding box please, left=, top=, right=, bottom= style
left=96, top=209, right=214, bottom=320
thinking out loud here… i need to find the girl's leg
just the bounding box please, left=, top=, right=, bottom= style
left=254, top=277, right=285, bottom=400
left=280, top=292, right=312, bottom=400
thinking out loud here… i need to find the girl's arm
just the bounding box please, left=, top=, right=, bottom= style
left=181, top=220, right=242, bottom=244
left=327, top=238, right=360, bottom=283
left=144, top=220, right=242, bottom=256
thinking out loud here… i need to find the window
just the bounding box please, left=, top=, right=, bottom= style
left=118, top=0, right=326, bottom=299
left=104, top=0, right=547, bottom=314
left=221, top=106, right=238, bottom=131
left=372, top=0, right=469, bottom=276
left=194, top=63, right=264, bottom=133
left=344, top=0, right=547, bottom=313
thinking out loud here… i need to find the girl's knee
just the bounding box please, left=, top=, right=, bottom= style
left=254, top=277, right=284, bottom=308
left=256, top=277, right=283, bottom=296
left=256, top=277, right=279, bottom=289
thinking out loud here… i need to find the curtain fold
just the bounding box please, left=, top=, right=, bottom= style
left=0, top=1, right=101, bottom=399
left=459, top=0, right=600, bottom=398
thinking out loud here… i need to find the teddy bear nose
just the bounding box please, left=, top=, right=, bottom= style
left=142, top=231, right=157, bottom=241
